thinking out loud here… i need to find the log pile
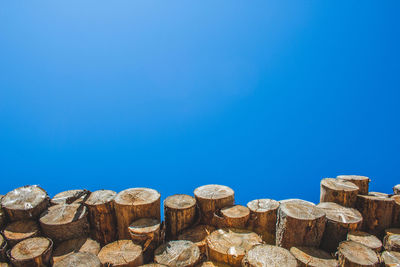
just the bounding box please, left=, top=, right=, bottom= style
left=0, top=176, right=399, bottom=266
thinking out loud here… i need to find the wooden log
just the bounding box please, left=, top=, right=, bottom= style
left=0, top=234, right=6, bottom=262
left=52, top=237, right=100, bottom=264
left=216, top=205, right=250, bottom=229
left=386, top=228, right=400, bottom=236
left=164, top=194, right=197, bottom=240
left=154, top=240, right=200, bottom=267
left=9, top=237, right=53, bottom=267
left=246, top=199, right=279, bottom=244
left=1, top=185, right=49, bottom=221
left=129, top=218, right=161, bottom=263
left=139, top=264, right=168, bottom=267
left=193, top=185, right=234, bottom=225
left=0, top=263, right=9, bottom=267
left=196, top=261, right=231, bottom=267
left=178, top=224, right=215, bottom=255
left=317, top=202, right=362, bottom=252
left=337, top=240, right=380, bottom=267
left=394, top=184, right=400, bottom=195
left=384, top=234, right=400, bottom=252
left=39, top=203, right=89, bottom=242
left=114, top=188, right=161, bottom=239
left=98, top=240, right=143, bottom=267
left=391, top=195, right=400, bottom=227
left=337, top=175, right=370, bottom=195
left=53, top=252, right=102, bottom=267
left=3, top=220, right=40, bottom=247
left=242, top=244, right=297, bottom=267
left=356, top=194, right=394, bottom=237
left=206, top=228, right=262, bottom=267
left=289, top=246, right=338, bottom=267
left=84, top=189, right=117, bottom=246
left=347, top=231, right=382, bottom=252
left=320, top=178, right=359, bottom=207
left=381, top=251, right=400, bottom=267
left=0, top=195, right=6, bottom=230
left=51, top=189, right=91, bottom=205
left=276, top=199, right=326, bottom=249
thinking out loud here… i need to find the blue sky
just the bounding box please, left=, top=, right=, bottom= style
left=1, top=1, right=399, bottom=205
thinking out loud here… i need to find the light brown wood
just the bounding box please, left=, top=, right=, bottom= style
left=1, top=185, right=49, bottom=221
left=194, top=185, right=234, bottom=225
left=381, top=251, right=400, bottom=266
left=51, top=189, right=90, bottom=205
left=164, top=194, right=197, bottom=240
left=139, top=264, right=168, bottom=267
left=394, top=184, right=400, bottom=195
left=39, top=203, right=89, bottom=242
left=3, top=220, right=40, bottom=247
left=320, top=178, right=359, bottom=207
left=216, top=205, right=250, bottom=229
left=356, top=194, right=394, bottom=237
left=154, top=240, right=200, bottom=267
left=196, top=261, right=231, bottom=267
left=317, top=202, right=362, bottom=252
left=114, top=188, right=161, bottom=239
left=98, top=240, right=143, bottom=267
left=0, top=234, right=6, bottom=262
left=391, top=195, right=400, bottom=227
left=347, top=231, right=382, bottom=252
left=52, top=237, right=100, bottom=264
left=276, top=199, right=326, bottom=249
left=0, top=263, right=9, bottom=267
left=384, top=234, right=400, bottom=252
left=337, top=240, right=380, bottom=267
left=9, top=237, right=53, bottom=267
left=337, top=175, right=370, bottom=195
left=178, top=224, right=215, bottom=255
left=385, top=228, right=400, bottom=236
left=206, top=228, right=262, bottom=267
left=53, top=252, right=102, bottom=267
left=246, top=199, right=279, bottom=244
left=85, top=189, right=117, bottom=246
left=242, top=244, right=297, bottom=267
left=129, top=218, right=161, bottom=262
left=289, top=246, right=338, bottom=267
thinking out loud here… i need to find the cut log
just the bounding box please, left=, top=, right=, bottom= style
left=196, top=261, right=231, bottom=267
left=317, top=202, right=362, bottom=252
left=51, top=189, right=90, bottom=205
left=178, top=224, right=215, bottom=255
left=84, top=189, right=117, bottom=246
left=356, top=194, right=394, bottom=237
left=3, top=220, right=40, bottom=247
left=39, top=203, right=89, bottom=242
left=384, top=234, right=400, bottom=252
left=1, top=185, right=49, bottom=221
left=206, top=228, right=262, bottom=267
left=337, top=175, right=370, bottom=195
left=98, top=240, right=143, bottom=267
left=391, top=195, right=400, bottom=227
left=193, top=185, right=234, bottom=225
left=246, top=199, right=279, bottom=244
left=154, top=240, right=200, bottom=267
left=139, top=264, right=168, bottom=267
left=0, top=234, right=6, bottom=262
left=289, top=246, right=338, bottom=267
left=52, top=237, right=100, bottom=264
left=53, top=252, right=102, bottom=267
left=9, top=237, right=53, bottom=267
left=386, top=228, right=400, bottom=236
left=381, top=251, right=400, bottom=267
left=114, top=188, right=161, bottom=239
left=216, top=205, right=250, bottom=229
left=129, top=218, right=161, bottom=262
left=242, top=244, right=297, bottom=267
left=347, top=231, right=382, bottom=252
left=394, top=185, right=400, bottom=195
left=164, top=194, right=197, bottom=240
left=276, top=199, right=326, bottom=249
left=320, top=178, right=359, bottom=207
left=337, top=240, right=380, bottom=267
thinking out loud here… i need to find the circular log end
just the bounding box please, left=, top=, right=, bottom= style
left=178, top=225, right=216, bottom=254
left=290, top=246, right=337, bottom=267
left=164, top=194, right=196, bottom=210
left=40, top=204, right=87, bottom=225
left=194, top=185, right=234, bottom=200
left=3, top=220, right=39, bottom=245
left=338, top=240, right=380, bottom=266
left=279, top=200, right=325, bottom=220
left=154, top=240, right=200, bottom=267
left=347, top=231, right=382, bottom=252
left=129, top=218, right=160, bottom=235
left=85, top=190, right=116, bottom=206
left=196, top=261, right=231, bottom=267
left=114, top=188, right=160, bottom=206
left=243, top=244, right=297, bottom=267
left=221, top=205, right=249, bottom=219
left=98, top=240, right=143, bottom=266
left=10, top=237, right=52, bottom=262
left=382, top=250, right=400, bottom=266
left=51, top=189, right=90, bottom=205
left=316, top=202, right=362, bottom=224
left=247, top=199, right=279, bottom=213
left=321, top=178, right=359, bottom=192
left=53, top=252, right=101, bottom=267
left=52, top=238, right=100, bottom=264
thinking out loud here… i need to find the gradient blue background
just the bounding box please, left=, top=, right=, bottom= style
left=1, top=1, right=399, bottom=206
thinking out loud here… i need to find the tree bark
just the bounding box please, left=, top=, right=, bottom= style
left=320, top=178, right=359, bottom=207
left=246, top=199, right=279, bottom=244
left=242, top=244, right=297, bottom=267
left=129, top=218, right=161, bottom=263
left=3, top=220, right=40, bottom=247
left=347, top=231, right=382, bottom=252
left=53, top=252, right=102, bottom=267
left=178, top=224, right=215, bottom=255
left=39, top=203, right=89, bottom=242
left=337, top=175, right=370, bottom=195
left=114, top=188, right=161, bottom=239
left=154, top=240, right=200, bottom=267
left=0, top=196, right=6, bottom=230
left=98, top=240, right=143, bottom=267
left=289, top=246, right=337, bottom=267
left=85, top=189, right=117, bottom=246
left=215, top=205, right=249, bottom=229
left=52, top=237, right=100, bottom=265
left=0, top=234, right=6, bottom=262
left=392, top=195, right=400, bottom=227
left=164, top=194, right=196, bottom=240
left=9, top=237, right=53, bottom=267
left=1, top=185, right=49, bottom=222
left=337, top=240, right=380, bottom=267
left=51, top=189, right=91, bottom=205
left=276, top=199, right=326, bottom=249
left=317, top=202, right=362, bottom=252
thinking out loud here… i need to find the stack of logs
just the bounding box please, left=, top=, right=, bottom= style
left=0, top=176, right=400, bottom=266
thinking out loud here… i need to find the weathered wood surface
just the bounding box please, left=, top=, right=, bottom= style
left=384, top=234, right=400, bottom=252
left=164, top=194, right=196, bottom=240
left=242, top=244, right=297, bottom=267
left=381, top=250, right=400, bottom=266
left=9, top=237, right=53, bottom=267
left=98, top=240, right=143, bottom=267
left=154, top=240, right=200, bottom=267
left=337, top=175, right=370, bottom=195
left=52, top=237, right=100, bottom=264
left=129, top=218, right=161, bottom=262
left=51, top=189, right=90, bottom=205
left=216, top=205, right=249, bottom=229
left=178, top=224, right=215, bottom=255
left=347, top=230, right=383, bottom=252
left=337, top=240, right=380, bottom=267
left=53, top=252, right=102, bottom=267
left=3, top=219, right=40, bottom=247
left=320, top=178, right=359, bottom=207
left=290, top=246, right=337, bottom=267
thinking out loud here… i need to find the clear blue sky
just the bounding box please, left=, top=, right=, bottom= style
left=1, top=1, right=399, bottom=205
